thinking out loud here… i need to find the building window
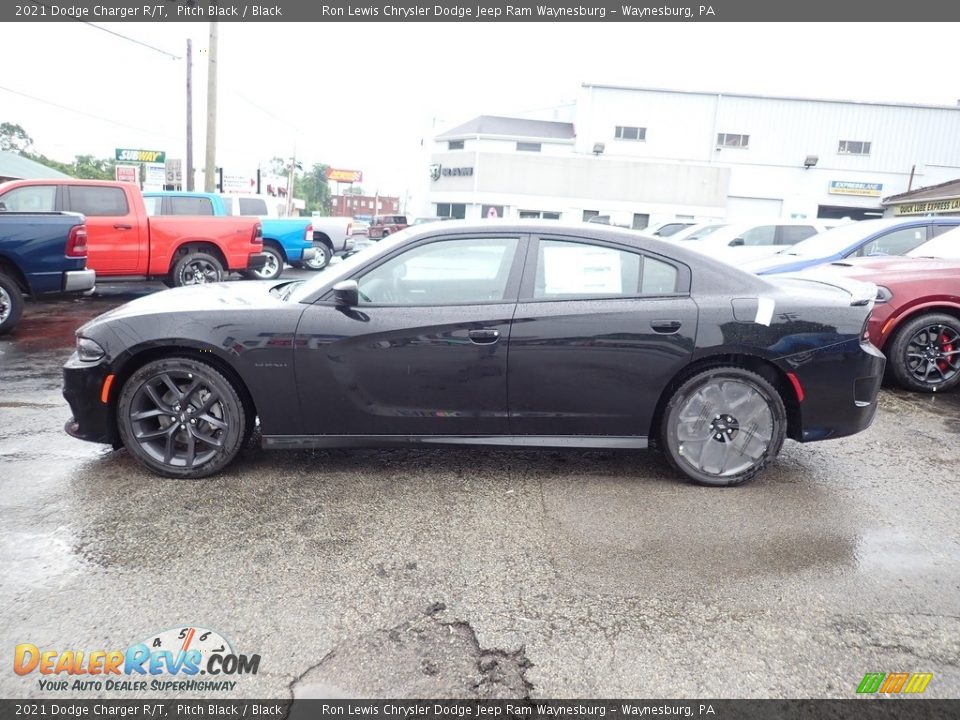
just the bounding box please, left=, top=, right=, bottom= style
left=838, top=140, right=871, bottom=156
left=436, top=203, right=466, bottom=219
left=448, top=140, right=464, bottom=150
left=717, top=133, right=750, bottom=149
left=519, top=210, right=560, bottom=220
left=516, top=142, right=541, bottom=152
left=615, top=126, right=646, bottom=141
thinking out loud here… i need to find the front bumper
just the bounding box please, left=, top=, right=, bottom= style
left=64, top=269, right=96, bottom=293
left=785, top=338, right=886, bottom=442
left=63, top=353, right=115, bottom=445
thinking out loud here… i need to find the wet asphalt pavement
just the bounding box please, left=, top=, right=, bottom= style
left=1, top=274, right=959, bottom=700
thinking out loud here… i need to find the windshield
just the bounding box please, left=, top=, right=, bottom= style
left=285, top=228, right=419, bottom=303
left=907, top=228, right=960, bottom=259
left=780, top=220, right=894, bottom=257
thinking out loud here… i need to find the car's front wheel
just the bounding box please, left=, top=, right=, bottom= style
left=661, top=366, right=786, bottom=486
left=117, top=357, right=246, bottom=478
left=888, top=313, right=960, bottom=393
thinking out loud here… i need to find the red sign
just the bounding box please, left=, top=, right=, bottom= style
left=115, top=165, right=138, bottom=184
left=326, top=168, right=362, bottom=183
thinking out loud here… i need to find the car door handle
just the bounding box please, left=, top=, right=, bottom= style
left=468, top=328, right=501, bottom=344
left=113, top=223, right=133, bottom=230
left=651, top=320, right=682, bottom=334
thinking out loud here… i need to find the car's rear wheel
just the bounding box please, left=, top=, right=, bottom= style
left=0, top=273, right=24, bottom=335
left=169, top=252, right=224, bottom=287
left=662, top=366, right=785, bottom=486
left=302, top=242, right=332, bottom=271
left=117, top=358, right=246, bottom=478
left=243, top=244, right=284, bottom=280
left=888, top=313, right=960, bottom=393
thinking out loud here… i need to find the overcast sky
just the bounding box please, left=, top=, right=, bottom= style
left=3, top=21, right=959, bottom=200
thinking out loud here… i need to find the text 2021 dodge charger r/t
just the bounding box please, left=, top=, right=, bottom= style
left=63, top=221, right=886, bottom=486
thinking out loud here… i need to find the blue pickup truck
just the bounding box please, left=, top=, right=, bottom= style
left=0, top=212, right=96, bottom=334
left=142, top=191, right=316, bottom=280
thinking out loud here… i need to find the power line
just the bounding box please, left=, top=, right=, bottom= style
left=0, top=84, right=182, bottom=142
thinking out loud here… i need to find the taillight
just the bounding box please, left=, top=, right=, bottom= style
left=66, top=225, right=88, bottom=257
left=304, top=224, right=313, bottom=244
left=252, top=223, right=263, bottom=245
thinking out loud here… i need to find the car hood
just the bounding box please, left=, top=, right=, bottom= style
left=816, top=256, right=960, bottom=280
left=82, top=280, right=287, bottom=329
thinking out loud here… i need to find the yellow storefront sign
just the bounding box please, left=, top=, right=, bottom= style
left=894, top=198, right=960, bottom=215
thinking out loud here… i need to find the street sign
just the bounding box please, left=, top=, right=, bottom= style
left=165, top=159, right=182, bottom=185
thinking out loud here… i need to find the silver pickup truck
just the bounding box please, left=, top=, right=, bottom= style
left=304, top=214, right=355, bottom=270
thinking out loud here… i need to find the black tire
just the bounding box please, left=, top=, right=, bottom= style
left=117, top=357, right=247, bottom=479
left=661, top=366, right=786, bottom=487
left=242, top=243, right=284, bottom=281
left=887, top=313, right=960, bottom=393
left=0, top=272, right=24, bottom=335
left=302, top=242, right=332, bottom=271
left=169, top=252, right=224, bottom=287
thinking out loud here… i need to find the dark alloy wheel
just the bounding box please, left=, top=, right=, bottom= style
left=170, top=252, right=224, bottom=287
left=889, top=313, right=960, bottom=393
left=117, top=358, right=246, bottom=478
left=662, top=366, right=786, bottom=487
left=302, top=242, right=332, bottom=271
left=0, top=273, right=24, bottom=335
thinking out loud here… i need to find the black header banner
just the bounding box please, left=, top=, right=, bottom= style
left=4, top=0, right=960, bottom=22
left=1, top=699, right=959, bottom=720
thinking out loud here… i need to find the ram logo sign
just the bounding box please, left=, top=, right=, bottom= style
left=856, top=672, right=933, bottom=694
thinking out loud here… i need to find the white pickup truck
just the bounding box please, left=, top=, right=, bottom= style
left=307, top=212, right=354, bottom=270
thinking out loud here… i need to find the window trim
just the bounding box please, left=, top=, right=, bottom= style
left=517, top=234, right=692, bottom=303
left=614, top=125, right=647, bottom=142
left=317, top=233, right=530, bottom=308
left=716, top=132, right=750, bottom=149
left=837, top=139, right=871, bottom=156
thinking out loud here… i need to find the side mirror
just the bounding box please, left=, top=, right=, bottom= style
left=333, top=280, right=359, bottom=307
left=729, top=238, right=745, bottom=247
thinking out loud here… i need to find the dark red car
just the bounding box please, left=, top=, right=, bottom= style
left=367, top=214, right=408, bottom=240
left=815, top=235, right=960, bottom=392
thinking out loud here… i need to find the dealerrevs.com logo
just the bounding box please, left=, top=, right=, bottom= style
left=14, top=626, right=260, bottom=692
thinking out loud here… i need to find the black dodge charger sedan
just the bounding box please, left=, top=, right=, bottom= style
left=63, top=221, right=885, bottom=486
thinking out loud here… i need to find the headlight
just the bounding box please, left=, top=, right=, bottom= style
left=77, top=337, right=106, bottom=362
left=875, top=286, right=893, bottom=304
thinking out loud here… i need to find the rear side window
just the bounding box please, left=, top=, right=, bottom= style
left=238, top=198, right=268, bottom=216
left=0, top=185, right=56, bottom=212
left=533, top=239, right=677, bottom=299
left=777, top=225, right=817, bottom=245
left=68, top=186, right=129, bottom=216
left=169, top=197, right=214, bottom=215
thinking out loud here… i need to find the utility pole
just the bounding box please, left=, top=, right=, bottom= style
left=185, top=38, right=194, bottom=191
left=203, top=22, right=219, bottom=192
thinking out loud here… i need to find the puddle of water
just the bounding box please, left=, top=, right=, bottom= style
left=0, top=529, right=84, bottom=588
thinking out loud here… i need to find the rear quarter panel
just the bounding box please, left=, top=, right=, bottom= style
left=0, top=214, right=87, bottom=295
left=145, top=216, right=261, bottom=273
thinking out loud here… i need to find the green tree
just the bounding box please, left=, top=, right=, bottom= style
left=0, top=122, right=34, bottom=154
left=296, top=163, right=332, bottom=215
left=70, top=154, right=116, bottom=180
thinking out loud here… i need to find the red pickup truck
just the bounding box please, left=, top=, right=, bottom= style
left=0, top=179, right=264, bottom=287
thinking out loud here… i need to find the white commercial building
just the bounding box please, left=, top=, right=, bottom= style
left=420, top=84, right=960, bottom=229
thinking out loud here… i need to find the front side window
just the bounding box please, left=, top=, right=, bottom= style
left=717, top=133, right=750, bottom=148
left=777, top=225, right=817, bottom=245
left=854, top=227, right=927, bottom=257
left=737, top=226, right=777, bottom=246
left=0, top=185, right=56, bottom=212
left=357, top=237, right=518, bottom=305
left=68, top=186, right=129, bottom=216
left=533, top=240, right=678, bottom=299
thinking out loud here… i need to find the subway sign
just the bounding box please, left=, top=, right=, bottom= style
left=115, top=148, right=166, bottom=163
